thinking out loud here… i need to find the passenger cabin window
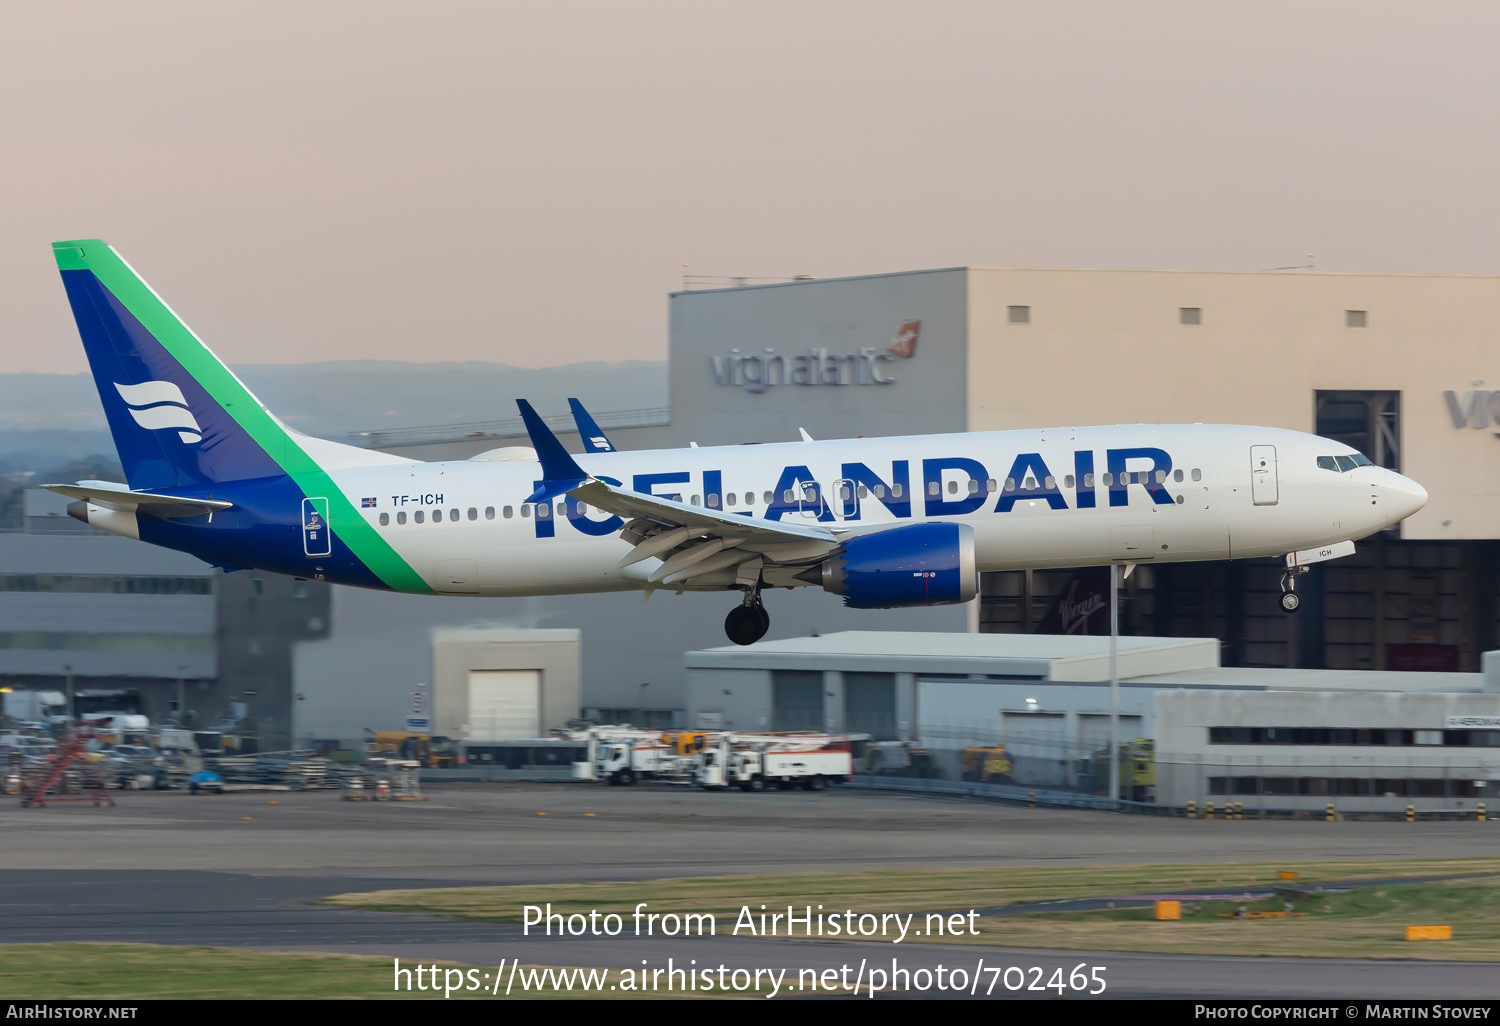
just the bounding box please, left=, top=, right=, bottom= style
left=397, top=511, right=407, bottom=525
left=536, top=504, right=549, bottom=519
left=1064, top=475, right=1075, bottom=488
left=764, top=491, right=773, bottom=504
left=520, top=505, right=531, bottom=518
left=485, top=507, right=495, bottom=519
left=414, top=510, right=424, bottom=524
left=927, top=482, right=939, bottom=496
left=502, top=506, right=512, bottom=518
left=1083, top=473, right=1094, bottom=487
left=432, top=509, right=442, bottom=522
left=1004, top=478, right=1016, bottom=492
left=1190, top=468, right=1202, bottom=482
left=379, top=513, right=389, bottom=526
left=1174, top=469, right=1184, bottom=482
left=892, top=484, right=903, bottom=497
left=726, top=493, right=736, bottom=506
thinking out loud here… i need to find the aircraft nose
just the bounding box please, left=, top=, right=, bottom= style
left=1384, top=469, right=1428, bottom=523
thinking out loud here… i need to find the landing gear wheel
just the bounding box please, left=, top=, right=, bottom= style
left=1280, top=591, right=1302, bottom=613
left=725, top=602, right=769, bottom=645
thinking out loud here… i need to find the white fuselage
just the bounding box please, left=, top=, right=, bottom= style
left=322, top=424, right=1426, bottom=597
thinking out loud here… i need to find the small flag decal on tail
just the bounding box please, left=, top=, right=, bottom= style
left=361, top=497, right=377, bottom=508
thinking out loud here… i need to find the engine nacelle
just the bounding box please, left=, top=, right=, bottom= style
left=808, top=522, right=978, bottom=609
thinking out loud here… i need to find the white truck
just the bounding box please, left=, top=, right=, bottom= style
left=695, top=734, right=851, bottom=792
left=572, top=728, right=683, bottom=786
left=3, top=691, right=68, bottom=728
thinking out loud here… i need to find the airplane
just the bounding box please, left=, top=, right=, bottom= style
left=44, top=239, right=1429, bottom=645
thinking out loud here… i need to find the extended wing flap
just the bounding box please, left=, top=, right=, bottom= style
left=40, top=483, right=232, bottom=519
left=571, top=479, right=838, bottom=557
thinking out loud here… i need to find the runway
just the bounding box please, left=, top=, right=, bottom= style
left=5, top=784, right=1497, bottom=999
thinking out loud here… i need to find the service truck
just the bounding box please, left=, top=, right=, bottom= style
left=572, top=727, right=682, bottom=785
left=696, top=734, right=851, bottom=792
left=3, top=691, right=68, bottom=728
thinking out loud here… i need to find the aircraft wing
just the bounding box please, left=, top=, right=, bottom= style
left=40, top=483, right=233, bottom=519
left=570, top=478, right=838, bottom=584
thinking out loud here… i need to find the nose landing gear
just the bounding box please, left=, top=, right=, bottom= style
left=725, top=587, right=770, bottom=645
left=1279, top=567, right=1307, bottom=613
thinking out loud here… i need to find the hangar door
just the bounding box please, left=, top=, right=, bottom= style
left=467, top=669, right=541, bottom=740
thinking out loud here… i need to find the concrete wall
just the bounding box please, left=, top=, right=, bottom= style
left=431, top=628, right=580, bottom=738
left=1155, top=688, right=1500, bottom=809
left=966, top=267, right=1500, bottom=540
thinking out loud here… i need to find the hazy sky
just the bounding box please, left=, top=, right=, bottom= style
left=4, top=2, right=1499, bottom=375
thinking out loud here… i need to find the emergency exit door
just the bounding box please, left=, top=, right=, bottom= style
left=1250, top=446, right=1278, bottom=505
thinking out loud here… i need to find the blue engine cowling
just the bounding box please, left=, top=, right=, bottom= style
left=809, top=522, right=978, bottom=609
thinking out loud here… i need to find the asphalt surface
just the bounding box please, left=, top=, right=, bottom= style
left=4, top=784, right=1498, bottom=999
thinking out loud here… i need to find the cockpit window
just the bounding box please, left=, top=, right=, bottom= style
left=1349, top=452, right=1373, bottom=467
left=1335, top=455, right=1358, bottom=472
left=1317, top=456, right=1338, bottom=471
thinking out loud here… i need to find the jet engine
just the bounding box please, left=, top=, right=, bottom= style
left=800, top=522, right=978, bottom=609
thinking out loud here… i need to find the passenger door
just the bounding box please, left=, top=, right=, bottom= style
left=1250, top=445, right=1279, bottom=506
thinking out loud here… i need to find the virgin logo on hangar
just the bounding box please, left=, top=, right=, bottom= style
left=709, top=319, right=922, bottom=393
left=888, top=320, right=920, bottom=359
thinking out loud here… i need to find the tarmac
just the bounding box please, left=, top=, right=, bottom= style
left=4, top=783, right=1498, bottom=999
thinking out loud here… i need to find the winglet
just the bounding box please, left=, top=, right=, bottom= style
left=568, top=398, right=616, bottom=453
left=517, top=400, right=590, bottom=503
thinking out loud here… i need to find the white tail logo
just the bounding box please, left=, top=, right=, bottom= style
left=115, top=380, right=202, bottom=444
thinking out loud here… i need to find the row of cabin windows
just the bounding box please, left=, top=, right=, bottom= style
left=374, top=466, right=1208, bottom=525
left=1207, top=777, right=1479, bottom=797
left=1007, top=306, right=1370, bottom=329
left=925, top=467, right=1203, bottom=495
left=1209, top=727, right=1500, bottom=747
left=380, top=504, right=556, bottom=526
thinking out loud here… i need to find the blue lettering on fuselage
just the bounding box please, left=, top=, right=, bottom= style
left=922, top=458, right=988, bottom=516
left=533, top=449, right=1178, bottom=538
left=994, top=453, right=1068, bottom=512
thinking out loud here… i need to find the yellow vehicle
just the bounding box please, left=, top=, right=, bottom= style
left=1090, top=738, right=1155, bottom=801
left=369, top=731, right=457, bottom=768
left=961, top=746, right=1012, bottom=783
left=667, top=732, right=708, bottom=756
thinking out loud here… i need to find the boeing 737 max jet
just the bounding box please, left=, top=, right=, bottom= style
left=44, top=240, right=1428, bottom=644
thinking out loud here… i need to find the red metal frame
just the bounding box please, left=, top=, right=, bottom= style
left=20, top=723, right=115, bottom=808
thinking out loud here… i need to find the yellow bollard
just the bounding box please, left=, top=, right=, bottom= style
left=1028, top=791, right=1036, bottom=808
left=1326, top=802, right=1335, bottom=822
left=1187, top=800, right=1196, bottom=819
left=1406, top=803, right=1415, bottom=822
left=1235, top=801, right=1243, bottom=820
left=1206, top=800, right=1214, bottom=820
left=1479, top=802, right=1486, bottom=822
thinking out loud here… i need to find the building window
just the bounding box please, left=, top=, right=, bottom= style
left=1346, top=309, right=1367, bottom=328
left=1180, top=307, right=1201, bottom=325
left=1008, top=305, right=1030, bottom=324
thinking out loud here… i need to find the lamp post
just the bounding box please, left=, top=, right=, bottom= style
left=1109, top=564, right=1120, bottom=809
left=638, top=682, right=650, bottom=727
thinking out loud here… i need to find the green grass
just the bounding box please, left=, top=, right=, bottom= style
left=0, top=944, right=758, bottom=1000
left=322, top=857, right=1500, bottom=924
left=934, top=877, right=1500, bottom=960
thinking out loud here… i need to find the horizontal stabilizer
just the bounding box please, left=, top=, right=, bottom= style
left=40, top=483, right=232, bottom=519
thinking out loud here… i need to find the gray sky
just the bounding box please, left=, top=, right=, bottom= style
left=4, top=2, right=1498, bottom=375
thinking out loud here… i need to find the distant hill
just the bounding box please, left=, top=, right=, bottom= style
left=0, top=360, right=667, bottom=467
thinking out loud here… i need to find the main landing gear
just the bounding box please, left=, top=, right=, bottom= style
left=1279, top=567, right=1307, bottom=614
left=725, top=587, right=770, bottom=646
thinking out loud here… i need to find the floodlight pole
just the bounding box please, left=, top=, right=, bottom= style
left=1109, top=563, right=1120, bottom=810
